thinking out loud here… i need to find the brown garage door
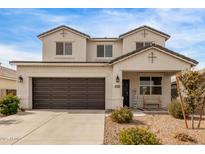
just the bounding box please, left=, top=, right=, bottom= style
left=32, top=78, right=105, bottom=109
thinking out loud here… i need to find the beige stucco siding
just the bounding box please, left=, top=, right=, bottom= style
left=0, top=78, right=16, bottom=89
left=42, top=29, right=87, bottom=62
left=113, top=48, right=192, bottom=71
left=17, top=65, right=117, bottom=109
left=122, top=29, right=166, bottom=54
left=40, top=27, right=168, bottom=63
left=86, top=40, right=122, bottom=61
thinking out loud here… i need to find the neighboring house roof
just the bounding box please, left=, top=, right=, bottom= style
left=38, top=25, right=90, bottom=39
left=109, top=43, right=198, bottom=66
left=0, top=65, right=17, bottom=80
left=119, top=25, right=170, bottom=40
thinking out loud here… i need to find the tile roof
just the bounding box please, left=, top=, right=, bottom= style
left=119, top=25, right=170, bottom=40
left=38, top=25, right=90, bottom=38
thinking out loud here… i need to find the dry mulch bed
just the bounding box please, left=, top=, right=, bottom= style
left=104, top=114, right=205, bottom=145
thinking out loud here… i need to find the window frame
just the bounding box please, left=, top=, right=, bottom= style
left=136, top=41, right=153, bottom=50
left=97, top=45, right=105, bottom=57
left=96, top=44, right=113, bottom=58
left=139, top=75, right=162, bottom=95
left=56, top=42, right=72, bottom=56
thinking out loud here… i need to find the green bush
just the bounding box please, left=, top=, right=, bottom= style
left=110, top=107, right=133, bottom=123
left=168, top=99, right=189, bottom=119
left=0, top=94, right=20, bottom=115
left=120, top=127, right=160, bottom=145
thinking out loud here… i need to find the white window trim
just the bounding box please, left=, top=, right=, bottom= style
left=56, top=41, right=73, bottom=56
left=96, top=44, right=113, bottom=58
left=139, top=75, right=162, bottom=96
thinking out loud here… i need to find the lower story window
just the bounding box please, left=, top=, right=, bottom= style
left=140, top=76, right=162, bottom=95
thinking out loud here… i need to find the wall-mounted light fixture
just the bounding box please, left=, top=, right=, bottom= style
left=18, top=76, right=23, bottom=83
left=116, top=75, right=120, bottom=83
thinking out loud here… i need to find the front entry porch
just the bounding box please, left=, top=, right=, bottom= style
left=122, top=71, right=175, bottom=110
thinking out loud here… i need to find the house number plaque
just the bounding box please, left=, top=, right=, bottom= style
left=115, top=85, right=120, bottom=88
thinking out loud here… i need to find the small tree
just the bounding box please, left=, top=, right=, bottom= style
left=178, top=71, right=205, bottom=129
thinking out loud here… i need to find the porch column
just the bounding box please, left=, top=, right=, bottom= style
left=111, top=67, right=123, bottom=109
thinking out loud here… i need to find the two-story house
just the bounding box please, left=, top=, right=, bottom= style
left=10, top=25, right=198, bottom=110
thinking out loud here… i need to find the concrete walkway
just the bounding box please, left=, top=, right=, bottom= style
left=0, top=110, right=105, bottom=145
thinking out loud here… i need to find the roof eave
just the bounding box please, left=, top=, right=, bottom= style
left=37, top=25, right=90, bottom=39
left=119, top=26, right=170, bottom=40
left=9, top=61, right=109, bottom=67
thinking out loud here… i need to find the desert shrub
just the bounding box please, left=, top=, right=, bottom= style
left=174, top=133, right=197, bottom=143
left=168, top=99, right=190, bottom=119
left=110, top=107, right=133, bottom=123
left=0, top=94, right=20, bottom=115
left=120, top=127, right=160, bottom=145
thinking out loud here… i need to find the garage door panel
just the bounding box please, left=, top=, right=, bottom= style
left=50, top=104, right=68, bottom=109
left=87, top=87, right=104, bottom=91
left=69, top=91, right=87, bottom=95
left=69, top=102, right=87, bottom=109
left=70, top=88, right=87, bottom=91
left=34, top=95, right=51, bottom=99
left=68, top=95, right=87, bottom=99
left=33, top=78, right=105, bottom=109
left=33, top=102, right=51, bottom=108
left=87, top=90, right=104, bottom=94
left=87, top=99, right=104, bottom=102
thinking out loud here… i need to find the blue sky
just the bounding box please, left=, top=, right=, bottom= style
left=0, top=8, right=205, bottom=69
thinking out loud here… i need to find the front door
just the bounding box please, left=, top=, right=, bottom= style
left=122, top=80, right=130, bottom=107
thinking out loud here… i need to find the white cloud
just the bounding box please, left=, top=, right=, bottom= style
left=2, top=9, right=80, bottom=26
left=0, top=43, right=41, bottom=69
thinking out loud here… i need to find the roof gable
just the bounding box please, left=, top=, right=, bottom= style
left=119, top=25, right=170, bottom=40
left=109, top=44, right=198, bottom=66
left=38, top=25, right=90, bottom=39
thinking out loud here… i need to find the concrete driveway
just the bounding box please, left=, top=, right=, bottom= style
left=0, top=110, right=105, bottom=145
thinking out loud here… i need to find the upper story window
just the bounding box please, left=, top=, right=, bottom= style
left=136, top=42, right=152, bottom=50
left=140, top=76, right=162, bottom=95
left=97, top=45, right=113, bottom=58
left=56, top=42, right=72, bottom=55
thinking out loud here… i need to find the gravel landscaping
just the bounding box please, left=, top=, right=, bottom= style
left=104, top=114, right=205, bottom=145
left=0, top=115, right=5, bottom=119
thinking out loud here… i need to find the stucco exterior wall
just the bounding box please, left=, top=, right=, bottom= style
left=86, top=40, right=122, bottom=61
left=42, top=29, right=87, bottom=62
left=16, top=65, right=122, bottom=109
left=0, top=78, right=16, bottom=89
left=113, top=48, right=192, bottom=71
left=122, top=29, right=166, bottom=54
